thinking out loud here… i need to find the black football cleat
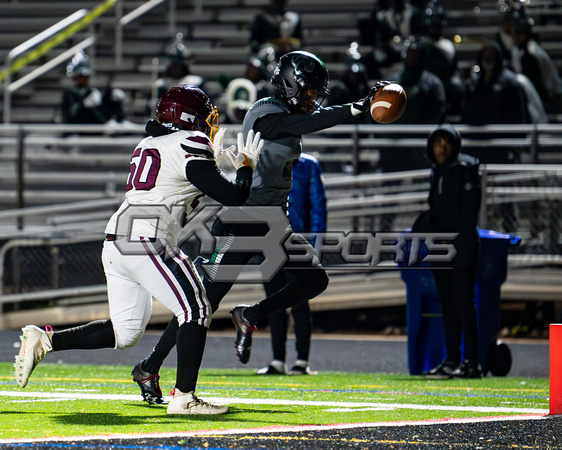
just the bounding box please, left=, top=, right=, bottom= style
left=423, top=360, right=457, bottom=380
left=131, top=360, right=165, bottom=404
left=451, top=359, right=483, bottom=379
left=230, top=305, right=257, bottom=364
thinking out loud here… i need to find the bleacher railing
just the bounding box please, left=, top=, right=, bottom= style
left=115, top=0, right=177, bottom=66
left=0, top=122, right=561, bottom=327
left=0, top=122, right=561, bottom=238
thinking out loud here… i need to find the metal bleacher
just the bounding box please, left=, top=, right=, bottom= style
left=2, top=0, right=562, bottom=124
left=0, top=0, right=561, bottom=330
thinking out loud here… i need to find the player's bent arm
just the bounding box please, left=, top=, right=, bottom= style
left=186, top=159, right=253, bottom=206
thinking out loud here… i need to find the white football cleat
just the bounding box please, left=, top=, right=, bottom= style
left=167, top=389, right=229, bottom=415
left=14, top=325, right=53, bottom=388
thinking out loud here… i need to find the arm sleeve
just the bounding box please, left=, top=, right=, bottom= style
left=254, top=104, right=356, bottom=140
left=307, top=161, right=327, bottom=233
left=186, top=160, right=253, bottom=206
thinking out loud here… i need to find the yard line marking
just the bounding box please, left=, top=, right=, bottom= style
left=0, top=391, right=548, bottom=414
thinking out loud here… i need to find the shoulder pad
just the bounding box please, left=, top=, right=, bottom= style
left=180, top=131, right=213, bottom=158
left=251, top=97, right=289, bottom=115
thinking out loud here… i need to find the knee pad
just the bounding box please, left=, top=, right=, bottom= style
left=114, top=326, right=144, bottom=349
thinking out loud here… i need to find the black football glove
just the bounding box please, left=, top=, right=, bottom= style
left=351, top=80, right=394, bottom=115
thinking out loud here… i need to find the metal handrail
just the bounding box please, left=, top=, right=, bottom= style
left=115, top=0, right=177, bottom=66
left=9, top=36, right=96, bottom=96
left=2, top=9, right=89, bottom=124
left=2, top=0, right=119, bottom=124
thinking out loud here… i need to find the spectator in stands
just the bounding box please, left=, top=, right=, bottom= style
left=418, top=1, right=465, bottom=115
left=515, top=72, right=549, bottom=125
left=395, top=38, right=447, bottom=125
left=493, top=5, right=549, bottom=124
left=412, top=124, right=483, bottom=380
left=462, top=42, right=529, bottom=128
left=495, top=2, right=515, bottom=63
left=59, top=51, right=126, bottom=125
left=328, top=61, right=373, bottom=123
left=326, top=55, right=375, bottom=172
left=246, top=47, right=278, bottom=100
left=224, top=48, right=277, bottom=124
left=461, top=41, right=531, bottom=232
left=250, top=0, right=302, bottom=56
left=148, top=33, right=207, bottom=113
left=257, top=153, right=327, bottom=376
left=510, top=9, right=562, bottom=114
left=358, top=0, right=425, bottom=75
left=376, top=39, right=440, bottom=230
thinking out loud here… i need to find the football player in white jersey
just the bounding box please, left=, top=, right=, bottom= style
left=14, top=85, right=263, bottom=415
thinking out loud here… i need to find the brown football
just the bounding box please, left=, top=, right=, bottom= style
left=370, top=83, right=407, bottom=124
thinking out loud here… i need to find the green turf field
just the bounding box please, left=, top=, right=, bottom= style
left=0, top=362, right=549, bottom=440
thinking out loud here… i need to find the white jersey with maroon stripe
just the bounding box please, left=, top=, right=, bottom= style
left=103, top=129, right=214, bottom=346
left=105, top=129, right=213, bottom=247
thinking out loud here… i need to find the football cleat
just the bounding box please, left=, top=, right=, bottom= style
left=256, top=360, right=287, bottom=375
left=131, top=360, right=165, bottom=405
left=167, top=388, right=229, bottom=415
left=451, top=360, right=483, bottom=379
left=230, top=305, right=256, bottom=364
left=14, top=325, right=53, bottom=388
left=423, top=360, right=457, bottom=380
left=288, top=360, right=317, bottom=376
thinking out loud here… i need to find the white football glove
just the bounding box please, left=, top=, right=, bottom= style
left=83, top=89, right=102, bottom=108
left=227, top=130, right=264, bottom=171
left=212, top=127, right=235, bottom=167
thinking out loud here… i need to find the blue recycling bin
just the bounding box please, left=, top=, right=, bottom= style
left=400, top=229, right=520, bottom=376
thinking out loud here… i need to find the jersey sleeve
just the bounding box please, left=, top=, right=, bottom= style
left=186, top=161, right=253, bottom=206
left=254, top=104, right=355, bottom=140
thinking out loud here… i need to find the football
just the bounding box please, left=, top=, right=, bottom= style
left=370, top=83, right=407, bottom=124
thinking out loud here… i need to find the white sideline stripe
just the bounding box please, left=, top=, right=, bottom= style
left=0, top=391, right=548, bottom=414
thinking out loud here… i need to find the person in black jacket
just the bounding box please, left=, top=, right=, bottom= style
left=412, top=124, right=483, bottom=379
left=462, top=42, right=529, bottom=129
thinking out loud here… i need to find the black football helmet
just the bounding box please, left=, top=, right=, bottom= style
left=271, top=51, right=330, bottom=114
left=156, top=85, right=219, bottom=138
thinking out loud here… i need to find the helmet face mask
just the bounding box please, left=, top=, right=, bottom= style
left=156, top=85, right=219, bottom=139
left=272, top=51, right=329, bottom=114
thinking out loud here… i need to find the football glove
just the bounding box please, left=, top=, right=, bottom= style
left=351, top=80, right=393, bottom=116
left=212, top=127, right=235, bottom=167
left=227, top=130, right=264, bottom=171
